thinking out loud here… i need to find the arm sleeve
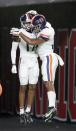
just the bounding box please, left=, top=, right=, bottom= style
left=11, top=41, right=19, bottom=64
left=19, top=28, right=36, bottom=39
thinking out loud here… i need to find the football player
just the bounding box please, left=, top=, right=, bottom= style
left=10, top=10, right=39, bottom=124
left=11, top=14, right=64, bottom=122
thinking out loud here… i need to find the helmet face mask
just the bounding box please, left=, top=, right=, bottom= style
left=33, top=24, right=41, bottom=33
left=20, top=14, right=32, bottom=31
left=22, top=22, right=32, bottom=31
left=20, top=10, right=38, bottom=31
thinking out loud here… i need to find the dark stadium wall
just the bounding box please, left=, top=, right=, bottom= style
left=0, top=2, right=76, bottom=122
left=0, top=2, right=76, bottom=28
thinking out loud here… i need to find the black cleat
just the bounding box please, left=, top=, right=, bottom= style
left=25, top=112, right=33, bottom=124
left=20, top=114, right=26, bottom=124
left=43, top=107, right=57, bottom=122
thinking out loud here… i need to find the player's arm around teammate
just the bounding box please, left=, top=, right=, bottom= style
left=18, top=15, right=64, bottom=122
left=10, top=14, right=64, bottom=122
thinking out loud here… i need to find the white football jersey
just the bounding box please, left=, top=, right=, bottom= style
left=19, top=29, right=38, bottom=58
left=37, top=22, right=55, bottom=58
left=19, top=39, right=38, bottom=58
left=11, top=30, right=38, bottom=65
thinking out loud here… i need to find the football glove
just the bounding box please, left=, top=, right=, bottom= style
left=10, top=27, right=20, bottom=36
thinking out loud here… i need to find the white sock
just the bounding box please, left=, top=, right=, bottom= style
left=20, top=107, right=24, bottom=115
left=47, top=91, right=56, bottom=108
left=25, top=106, right=31, bottom=113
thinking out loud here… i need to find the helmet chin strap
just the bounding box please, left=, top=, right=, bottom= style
left=21, top=23, right=33, bottom=32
